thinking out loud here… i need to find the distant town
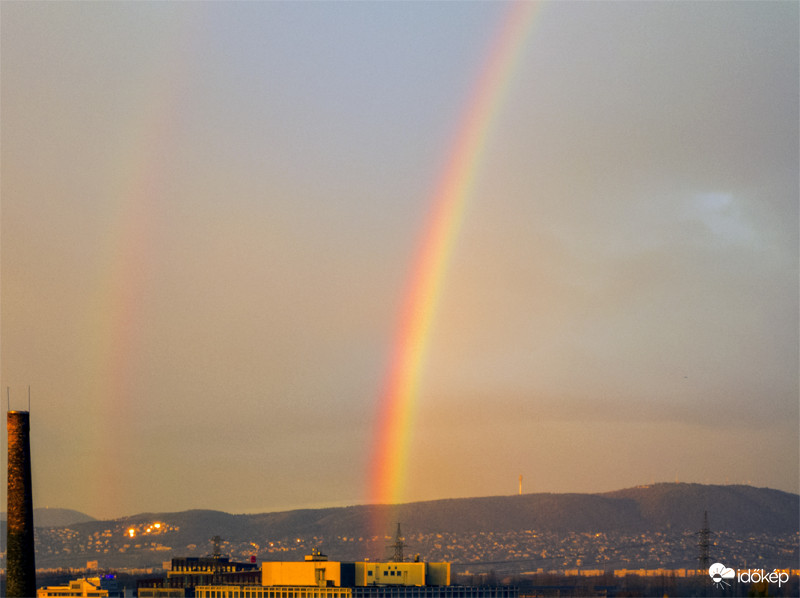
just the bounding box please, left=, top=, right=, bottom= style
left=26, top=524, right=800, bottom=575
left=5, top=525, right=799, bottom=598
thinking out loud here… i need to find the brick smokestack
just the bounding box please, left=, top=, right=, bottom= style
left=7, top=410, right=36, bottom=597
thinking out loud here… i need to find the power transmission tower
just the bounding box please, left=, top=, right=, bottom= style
left=211, top=535, right=222, bottom=559
left=391, top=523, right=405, bottom=562
left=697, top=511, right=711, bottom=572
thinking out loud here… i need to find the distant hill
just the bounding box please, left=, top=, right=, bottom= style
left=604, top=483, right=795, bottom=533
left=0, top=507, right=95, bottom=527
left=21, top=483, right=800, bottom=570
left=214, top=482, right=797, bottom=537
left=31, top=483, right=799, bottom=536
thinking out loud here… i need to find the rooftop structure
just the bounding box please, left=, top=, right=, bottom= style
left=166, top=556, right=260, bottom=591
left=37, top=576, right=122, bottom=598
left=190, top=552, right=505, bottom=598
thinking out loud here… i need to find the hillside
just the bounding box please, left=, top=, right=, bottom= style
left=27, top=483, right=799, bottom=570
left=604, top=483, right=795, bottom=533
left=0, top=507, right=95, bottom=527
left=206, top=482, right=797, bottom=537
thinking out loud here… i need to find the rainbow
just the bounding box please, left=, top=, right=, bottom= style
left=367, top=0, right=542, bottom=530
left=82, top=17, right=198, bottom=511
left=83, top=85, right=174, bottom=509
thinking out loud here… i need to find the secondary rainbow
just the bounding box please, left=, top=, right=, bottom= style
left=83, top=15, right=200, bottom=509
left=367, top=0, right=543, bottom=519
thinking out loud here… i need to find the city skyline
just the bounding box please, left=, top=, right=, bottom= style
left=1, top=1, right=798, bottom=520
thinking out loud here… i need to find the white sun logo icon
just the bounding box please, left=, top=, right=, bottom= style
left=708, top=562, right=736, bottom=588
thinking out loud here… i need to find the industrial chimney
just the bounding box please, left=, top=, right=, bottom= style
left=7, top=410, right=36, bottom=597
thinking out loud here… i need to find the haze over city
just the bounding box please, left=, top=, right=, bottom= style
left=1, top=1, right=797, bottom=521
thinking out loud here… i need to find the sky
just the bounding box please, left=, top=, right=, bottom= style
left=1, top=1, right=798, bottom=522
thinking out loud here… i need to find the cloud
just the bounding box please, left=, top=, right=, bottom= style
left=684, top=192, right=755, bottom=245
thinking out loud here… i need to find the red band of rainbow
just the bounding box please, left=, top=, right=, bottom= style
left=367, top=0, right=542, bottom=532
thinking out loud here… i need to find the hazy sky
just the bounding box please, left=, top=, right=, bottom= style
left=2, top=1, right=797, bottom=521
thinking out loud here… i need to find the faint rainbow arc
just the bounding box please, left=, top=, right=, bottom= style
left=368, top=1, right=543, bottom=516
left=84, top=84, right=176, bottom=504
left=83, top=13, right=205, bottom=508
